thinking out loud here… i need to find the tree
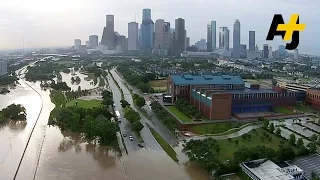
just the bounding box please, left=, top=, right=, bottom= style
left=228, top=138, right=231, bottom=142
left=263, top=120, right=269, bottom=129
left=235, top=140, right=239, bottom=147
left=275, top=128, right=281, bottom=136
left=311, top=134, right=318, bottom=142
left=194, top=113, right=202, bottom=120
left=132, top=121, right=144, bottom=132
left=1, top=104, right=27, bottom=121
left=308, top=142, right=317, bottom=154
left=289, top=134, right=296, bottom=145
left=269, top=123, right=275, bottom=132
left=297, top=138, right=304, bottom=147
left=277, top=146, right=296, bottom=161
left=247, top=134, right=252, bottom=141
left=135, top=96, right=146, bottom=108
left=120, top=100, right=130, bottom=108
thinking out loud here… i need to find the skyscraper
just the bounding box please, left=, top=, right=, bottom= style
left=74, top=39, right=81, bottom=50
left=89, top=35, right=98, bottom=48
left=140, top=8, right=154, bottom=50
left=263, top=44, right=269, bottom=58
left=101, top=15, right=115, bottom=50
left=268, top=46, right=273, bottom=58
left=294, top=49, right=299, bottom=59
left=233, top=19, right=241, bottom=58
left=249, top=31, right=255, bottom=51
left=128, top=22, right=139, bottom=50
left=174, top=18, right=186, bottom=56
left=207, top=21, right=216, bottom=52
left=163, top=22, right=172, bottom=51
left=279, top=45, right=286, bottom=57
left=154, top=19, right=165, bottom=49
left=0, top=60, right=7, bottom=76
left=240, top=44, right=247, bottom=58
left=219, top=27, right=229, bottom=51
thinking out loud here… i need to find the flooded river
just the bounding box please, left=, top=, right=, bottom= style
left=0, top=73, right=211, bottom=180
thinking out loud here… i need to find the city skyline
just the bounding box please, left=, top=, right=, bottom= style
left=0, top=0, right=319, bottom=55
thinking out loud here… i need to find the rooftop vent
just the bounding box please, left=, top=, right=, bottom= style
left=203, top=75, right=213, bottom=80
left=221, top=75, right=231, bottom=80
left=183, top=75, right=193, bottom=80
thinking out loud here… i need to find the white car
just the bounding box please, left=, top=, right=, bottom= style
left=129, top=135, right=133, bottom=141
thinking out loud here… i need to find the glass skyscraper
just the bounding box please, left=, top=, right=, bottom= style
left=207, top=20, right=216, bottom=52
left=140, top=8, right=154, bottom=50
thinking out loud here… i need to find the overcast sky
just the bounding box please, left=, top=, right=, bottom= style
left=0, top=0, right=319, bottom=55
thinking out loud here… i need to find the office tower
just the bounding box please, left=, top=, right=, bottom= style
left=85, top=41, right=89, bottom=47
left=263, top=44, right=269, bottom=58
left=268, top=46, right=273, bottom=58
left=195, top=39, right=207, bottom=51
left=174, top=18, right=186, bottom=56
left=233, top=19, right=241, bottom=58
left=255, top=45, right=259, bottom=51
left=294, top=49, right=299, bottom=59
left=186, top=37, right=190, bottom=48
left=89, top=35, right=98, bottom=48
left=128, top=22, right=139, bottom=50
left=140, top=8, right=154, bottom=50
left=74, top=39, right=81, bottom=50
left=240, top=44, right=246, bottom=58
left=249, top=31, right=255, bottom=52
left=207, top=20, right=216, bottom=52
left=154, top=19, right=165, bottom=49
left=163, top=22, right=172, bottom=52
left=279, top=45, right=286, bottom=57
left=114, top=32, right=127, bottom=53
left=101, top=15, right=115, bottom=49
left=219, top=27, right=229, bottom=51
left=0, top=60, right=7, bottom=76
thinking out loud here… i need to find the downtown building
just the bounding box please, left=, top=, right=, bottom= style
left=128, top=22, right=139, bottom=51
left=249, top=31, right=255, bottom=51
left=263, top=44, right=269, bottom=58
left=207, top=20, right=216, bottom=52
left=101, top=15, right=115, bottom=50
left=140, top=8, right=154, bottom=52
left=173, top=18, right=186, bottom=56
left=153, top=19, right=168, bottom=56
left=232, top=19, right=241, bottom=58
left=89, top=35, right=98, bottom=49
left=219, top=27, right=229, bottom=51
left=74, top=39, right=81, bottom=50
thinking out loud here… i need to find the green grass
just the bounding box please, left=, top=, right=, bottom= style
left=150, top=128, right=178, bottom=162
left=167, top=106, right=192, bottom=122
left=66, top=99, right=102, bottom=109
left=295, top=104, right=313, bottom=113
left=216, top=128, right=297, bottom=161
left=273, top=106, right=293, bottom=114
left=190, top=122, right=248, bottom=135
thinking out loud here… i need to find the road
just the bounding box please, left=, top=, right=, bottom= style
left=114, top=70, right=178, bottom=146
left=109, top=69, right=163, bottom=152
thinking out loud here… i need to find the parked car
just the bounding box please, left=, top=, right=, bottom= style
left=123, top=133, right=127, bottom=137
left=138, top=143, right=144, bottom=148
left=129, top=135, right=133, bottom=141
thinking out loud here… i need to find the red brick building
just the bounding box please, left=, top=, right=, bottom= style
left=306, top=89, right=320, bottom=110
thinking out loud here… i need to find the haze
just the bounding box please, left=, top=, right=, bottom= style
left=0, top=0, right=319, bottom=55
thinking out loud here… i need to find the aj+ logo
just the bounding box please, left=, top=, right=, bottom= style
left=266, top=14, right=306, bottom=50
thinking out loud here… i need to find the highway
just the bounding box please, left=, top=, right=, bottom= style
left=109, top=69, right=163, bottom=152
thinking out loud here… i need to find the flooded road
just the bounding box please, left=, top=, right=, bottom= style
left=0, top=73, right=211, bottom=180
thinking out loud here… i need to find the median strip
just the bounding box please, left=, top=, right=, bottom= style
left=150, top=128, right=178, bottom=162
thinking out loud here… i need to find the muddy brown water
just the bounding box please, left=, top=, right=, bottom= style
left=0, top=78, right=211, bottom=180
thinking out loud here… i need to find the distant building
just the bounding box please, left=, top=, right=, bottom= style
left=185, top=37, right=190, bottom=49
left=163, top=22, right=172, bottom=53
left=195, top=39, right=207, bottom=51
left=0, top=60, right=7, bottom=76
left=249, top=31, right=255, bottom=51
left=140, top=8, right=154, bottom=51
left=152, top=49, right=168, bottom=56
left=85, top=41, right=89, bottom=47
left=128, top=22, right=139, bottom=51
left=294, top=49, right=299, bottom=59
left=240, top=44, right=246, bottom=58
left=219, top=27, right=229, bottom=51
left=154, top=19, right=165, bottom=49
left=279, top=45, right=286, bottom=58
left=89, top=35, right=99, bottom=49
left=263, top=44, right=269, bottom=58
left=268, top=46, right=273, bottom=59
left=233, top=19, right=241, bottom=58
left=101, top=15, right=115, bottom=50
left=114, top=32, right=127, bottom=53
left=207, top=20, right=216, bottom=52
left=255, top=45, right=259, bottom=52
left=299, top=56, right=311, bottom=65
left=174, top=18, right=186, bottom=56
left=74, top=39, right=81, bottom=50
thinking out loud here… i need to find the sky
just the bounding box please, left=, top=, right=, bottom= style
left=0, top=0, right=319, bottom=55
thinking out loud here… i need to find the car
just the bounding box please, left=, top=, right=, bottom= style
left=138, top=143, right=144, bottom=148
left=123, top=133, right=127, bottom=137
left=129, top=135, right=133, bottom=141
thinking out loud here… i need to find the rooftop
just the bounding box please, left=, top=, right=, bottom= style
left=226, top=88, right=277, bottom=94
left=170, top=75, right=244, bottom=85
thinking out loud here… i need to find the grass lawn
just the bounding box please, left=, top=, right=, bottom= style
left=66, top=99, right=102, bottom=109
left=167, top=106, right=192, bottom=122
left=273, top=106, right=293, bottom=114
left=295, top=104, right=314, bottom=113
left=190, top=122, right=248, bottom=135
left=216, top=128, right=297, bottom=161
left=150, top=80, right=167, bottom=91
left=150, top=128, right=178, bottom=162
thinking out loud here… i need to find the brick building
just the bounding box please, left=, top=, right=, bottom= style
left=167, top=75, right=304, bottom=120
left=306, top=89, right=320, bottom=110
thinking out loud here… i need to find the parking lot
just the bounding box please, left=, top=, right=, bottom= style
left=289, top=154, right=320, bottom=179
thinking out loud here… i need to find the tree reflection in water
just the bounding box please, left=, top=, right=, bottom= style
left=58, top=129, right=121, bottom=170
left=0, top=120, right=27, bottom=132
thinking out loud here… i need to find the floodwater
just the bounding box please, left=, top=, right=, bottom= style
left=0, top=73, right=211, bottom=180
left=60, top=71, right=97, bottom=91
